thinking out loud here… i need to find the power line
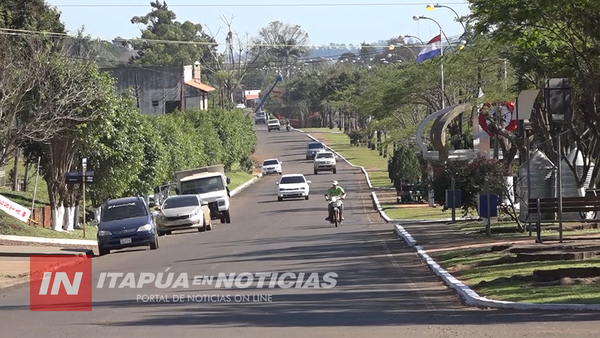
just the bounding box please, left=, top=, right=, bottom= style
left=51, top=2, right=467, bottom=8
left=0, top=28, right=431, bottom=49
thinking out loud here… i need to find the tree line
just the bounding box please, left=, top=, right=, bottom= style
left=0, top=0, right=256, bottom=231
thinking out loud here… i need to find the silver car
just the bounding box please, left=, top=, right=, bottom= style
left=305, top=142, right=326, bottom=160
left=155, top=195, right=212, bottom=236
left=313, top=151, right=337, bottom=174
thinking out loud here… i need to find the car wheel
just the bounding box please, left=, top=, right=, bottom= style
left=333, top=169, right=337, bottom=174
left=199, top=219, right=206, bottom=232
left=98, top=245, right=109, bottom=256
left=314, top=170, right=318, bottom=175
left=207, top=219, right=213, bottom=231
left=305, top=195, right=309, bottom=200
left=220, top=217, right=226, bottom=223
left=158, top=231, right=166, bottom=237
left=225, top=210, right=231, bottom=223
left=278, top=197, right=283, bottom=201
left=150, top=236, right=159, bottom=250
left=279, top=172, right=282, bottom=175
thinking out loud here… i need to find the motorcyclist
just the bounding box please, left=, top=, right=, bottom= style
left=325, top=180, right=346, bottom=223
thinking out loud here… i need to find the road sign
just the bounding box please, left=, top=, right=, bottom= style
left=65, top=171, right=95, bottom=184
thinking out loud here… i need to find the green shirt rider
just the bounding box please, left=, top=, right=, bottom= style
left=325, top=180, right=346, bottom=223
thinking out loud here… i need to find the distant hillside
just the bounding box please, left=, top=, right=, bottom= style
left=305, top=43, right=360, bottom=59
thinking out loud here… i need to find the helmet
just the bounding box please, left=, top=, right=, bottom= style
left=332, top=180, right=338, bottom=186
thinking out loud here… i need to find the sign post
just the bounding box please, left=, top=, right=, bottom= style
left=81, top=158, right=87, bottom=238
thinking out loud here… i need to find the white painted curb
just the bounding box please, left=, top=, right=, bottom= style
left=230, top=173, right=263, bottom=197
left=370, top=192, right=600, bottom=311
left=295, top=129, right=394, bottom=191
left=0, top=235, right=97, bottom=246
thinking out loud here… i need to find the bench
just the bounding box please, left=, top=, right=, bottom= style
left=526, top=196, right=600, bottom=242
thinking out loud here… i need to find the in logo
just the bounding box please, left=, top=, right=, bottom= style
left=30, top=255, right=92, bottom=311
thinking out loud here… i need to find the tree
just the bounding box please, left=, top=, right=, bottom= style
left=388, top=143, right=421, bottom=186
left=468, top=0, right=600, bottom=187
left=0, top=0, right=64, bottom=32
left=253, top=21, right=310, bottom=77
left=77, top=93, right=152, bottom=208
left=125, top=1, right=217, bottom=69
left=22, top=57, right=118, bottom=231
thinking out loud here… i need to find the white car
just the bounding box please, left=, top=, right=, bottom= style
left=236, top=103, right=246, bottom=109
left=276, top=174, right=311, bottom=201
left=267, top=119, right=281, bottom=132
left=262, top=158, right=282, bottom=175
left=314, top=151, right=337, bottom=174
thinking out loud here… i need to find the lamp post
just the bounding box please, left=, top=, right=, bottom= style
left=426, top=3, right=466, bottom=32
left=388, top=44, right=417, bottom=59
left=413, top=15, right=445, bottom=109
left=402, top=34, right=425, bottom=45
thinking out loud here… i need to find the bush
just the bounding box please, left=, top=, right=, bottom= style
left=388, top=143, right=421, bottom=186
left=432, top=156, right=507, bottom=215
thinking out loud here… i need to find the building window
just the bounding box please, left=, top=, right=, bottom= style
left=152, top=100, right=159, bottom=107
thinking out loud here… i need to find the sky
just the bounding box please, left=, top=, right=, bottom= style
left=47, top=0, right=471, bottom=49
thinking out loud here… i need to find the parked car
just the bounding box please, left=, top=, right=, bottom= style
left=97, top=196, right=158, bottom=256
left=305, top=141, right=326, bottom=160
left=155, top=195, right=212, bottom=236
left=314, top=151, right=337, bottom=174
left=276, top=174, right=311, bottom=201
left=267, top=119, right=281, bottom=132
left=236, top=103, right=246, bottom=109
left=262, top=158, right=283, bottom=175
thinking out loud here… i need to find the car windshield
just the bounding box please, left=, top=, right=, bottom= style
left=280, top=176, right=306, bottom=184
left=102, top=201, right=148, bottom=222
left=162, top=196, right=199, bottom=209
left=316, top=153, right=334, bottom=159
left=181, top=176, right=225, bottom=194
left=263, top=160, right=279, bottom=166
left=308, top=143, right=324, bottom=149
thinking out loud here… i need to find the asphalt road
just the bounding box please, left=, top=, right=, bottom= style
left=1, top=125, right=600, bottom=337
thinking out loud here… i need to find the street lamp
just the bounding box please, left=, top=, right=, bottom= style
left=402, top=34, right=425, bottom=45
left=426, top=3, right=466, bottom=31
left=413, top=15, right=445, bottom=109
left=389, top=44, right=417, bottom=59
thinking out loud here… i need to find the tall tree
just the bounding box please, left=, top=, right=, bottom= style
left=125, top=1, right=217, bottom=69
left=253, top=21, right=310, bottom=77
left=468, top=0, right=600, bottom=186
left=22, top=57, right=118, bottom=231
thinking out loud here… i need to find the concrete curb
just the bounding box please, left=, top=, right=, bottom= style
left=370, top=191, right=600, bottom=311
left=0, top=249, right=94, bottom=258
left=295, top=129, right=394, bottom=191
left=230, top=173, right=263, bottom=198
left=0, top=235, right=97, bottom=246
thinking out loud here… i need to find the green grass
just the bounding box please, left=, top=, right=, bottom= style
left=227, top=170, right=255, bottom=191
left=433, top=248, right=600, bottom=304
left=0, top=212, right=97, bottom=240
left=299, top=127, right=344, bottom=133
left=307, top=132, right=392, bottom=188
left=451, top=220, right=600, bottom=239
left=383, top=205, right=448, bottom=220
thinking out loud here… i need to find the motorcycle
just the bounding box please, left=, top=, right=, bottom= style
left=327, top=196, right=343, bottom=227
left=286, top=124, right=290, bottom=132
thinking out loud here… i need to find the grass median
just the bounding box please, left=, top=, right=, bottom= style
left=432, top=247, right=600, bottom=304
left=302, top=128, right=391, bottom=188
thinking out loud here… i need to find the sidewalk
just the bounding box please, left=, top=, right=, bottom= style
left=0, top=245, right=94, bottom=289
